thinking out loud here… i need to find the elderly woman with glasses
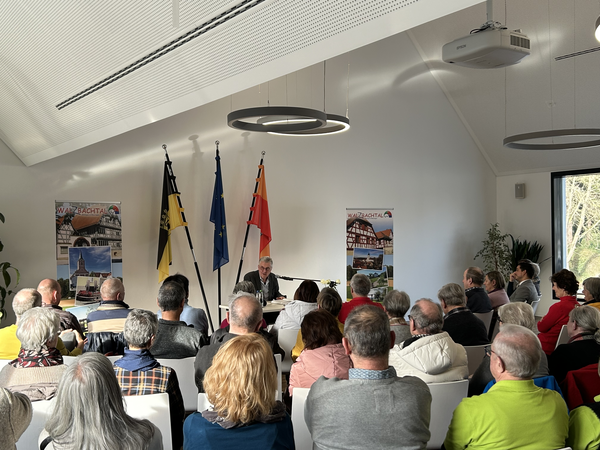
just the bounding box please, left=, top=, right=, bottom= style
left=468, top=302, right=549, bottom=396
left=582, top=277, right=600, bottom=311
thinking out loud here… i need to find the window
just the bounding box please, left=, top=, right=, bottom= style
left=552, top=168, right=600, bottom=281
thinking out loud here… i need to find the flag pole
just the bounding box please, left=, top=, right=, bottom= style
left=216, top=143, right=222, bottom=325
left=235, top=151, right=265, bottom=284
left=162, top=144, right=215, bottom=333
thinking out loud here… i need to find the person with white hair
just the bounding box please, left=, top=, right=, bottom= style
left=243, top=256, right=284, bottom=302
left=0, top=307, right=67, bottom=401
left=444, top=324, right=569, bottom=449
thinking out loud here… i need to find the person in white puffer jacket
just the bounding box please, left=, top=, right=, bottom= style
left=271, top=280, right=319, bottom=334
left=389, top=298, right=468, bottom=383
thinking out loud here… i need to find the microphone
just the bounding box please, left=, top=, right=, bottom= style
left=274, top=274, right=293, bottom=281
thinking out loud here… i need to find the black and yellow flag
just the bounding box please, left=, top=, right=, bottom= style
left=157, top=162, right=186, bottom=283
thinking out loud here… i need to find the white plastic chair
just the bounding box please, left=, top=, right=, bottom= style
left=124, top=392, right=172, bottom=450
left=531, top=298, right=540, bottom=315
left=278, top=328, right=300, bottom=373
left=274, top=353, right=283, bottom=402
left=156, top=357, right=196, bottom=412
left=473, top=311, right=493, bottom=334
left=426, top=379, right=469, bottom=449
left=16, top=399, right=54, bottom=450
left=555, top=325, right=569, bottom=349
left=464, top=345, right=487, bottom=376
left=197, top=392, right=213, bottom=412
left=291, top=387, right=313, bottom=450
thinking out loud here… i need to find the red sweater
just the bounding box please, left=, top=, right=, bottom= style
left=338, top=297, right=384, bottom=324
left=537, top=296, right=579, bottom=355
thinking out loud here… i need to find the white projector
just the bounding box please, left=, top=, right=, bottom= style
left=442, top=28, right=530, bottom=69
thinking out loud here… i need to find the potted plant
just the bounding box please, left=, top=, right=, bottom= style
left=0, top=212, right=20, bottom=321
left=474, top=223, right=512, bottom=277
left=509, top=235, right=544, bottom=270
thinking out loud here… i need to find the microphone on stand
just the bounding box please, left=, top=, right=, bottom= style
left=274, top=274, right=294, bottom=281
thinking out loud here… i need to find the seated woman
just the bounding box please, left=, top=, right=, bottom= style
left=40, top=352, right=162, bottom=450
left=289, top=309, right=351, bottom=395
left=483, top=271, right=510, bottom=310
left=271, top=280, right=319, bottom=333
left=0, top=307, right=66, bottom=401
left=566, top=361, right=600, bottom=450
left=548, top=305, right=600, bottom=383
left=468, top=302, right=549, bottom=396
left=382, top=290, right=412, bottom=346
left=184, top=334, right=293, bottom=450
left=582, top=277, right=600, bottom=311
left=538, top=269, right=580, bottom=355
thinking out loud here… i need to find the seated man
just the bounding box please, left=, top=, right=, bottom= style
left=389, top=299, right=468, bottom=383
left=87, top=278, right=131, bottom=333
left=338, top=274, right=384, bottom=324
left=439, top=283, right=489, bottom=346
left=151, top=281, right=207, bottom=359
left=463, top=267, right=492, bottom=313
left=243, top=256, right=284, bottom=302
left=507, top=259, right=539, bottom=305
left=113, top=309, right=185, bottom=450
left=444, top=324, right=569, bottom=450
left=37, top=278, right=84, bottom=336
left=305, top=305, right=431, bottom=450
left=158, top=273, right=209, bottom=335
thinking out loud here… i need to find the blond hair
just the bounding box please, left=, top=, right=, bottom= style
left=203, top=334, right=276, bottom=424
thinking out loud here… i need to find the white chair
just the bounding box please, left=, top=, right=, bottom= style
left=124, top=392, right=172, bottom=450
left=291, top=387, right=313, bottom=450
left=426, top=379, right=469, bottom=449
left=274, top=353, right=283, bottom=401
left=555, top=325, right=569, bottom=349
left=473, top=311, right=493, bottom=334
left=0, top=359, right=12, bottom=369
left=16, top=399, right=54, bottom=450
left=197, top=392, right=213, bottom=412
left=531, top=298, right=541, bottom=315
left=156, top=357, right=196, bottom=412
left=278, top=328, right=300, bottom=373
left=464, top=345, right=487, bottom=376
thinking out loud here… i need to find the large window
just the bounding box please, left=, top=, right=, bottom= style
left=552, top=168, right=600, bottom=281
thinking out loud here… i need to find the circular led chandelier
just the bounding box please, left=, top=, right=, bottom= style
left=256, top=113, right=350, bottom=136
left=227, top=106, right=327, bottom=133
left=503, top=129, right=600, bottom=150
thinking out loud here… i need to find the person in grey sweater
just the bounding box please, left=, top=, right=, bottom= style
left=305, top=305, right=432, bottom=450
left=151, top=281, right=207, bottom=359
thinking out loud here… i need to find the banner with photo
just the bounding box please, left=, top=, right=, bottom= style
left=55, top=201, right=122, bottom=304
left=346, top=209, right=394, bottom=301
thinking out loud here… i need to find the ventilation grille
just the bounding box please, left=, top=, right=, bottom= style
left=510, top=34, right=530, bottom=50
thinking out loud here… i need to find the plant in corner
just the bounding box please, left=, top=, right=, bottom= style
left=0, top=212, right=20, bottom=322
left=474, top=223, right=512, bottom=277
left=509, top=235, right=544, bottom=271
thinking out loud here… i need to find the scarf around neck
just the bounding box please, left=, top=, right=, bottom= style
left=201, top=400, right=287, bottom=429
left=114, top=348, right=160, bottom=372
left=10, top=346, right=63, bottom=368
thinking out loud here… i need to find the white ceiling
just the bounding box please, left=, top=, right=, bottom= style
left=2, top=0, right=600, bottom=175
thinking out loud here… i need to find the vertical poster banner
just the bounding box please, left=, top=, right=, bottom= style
left=55, top=202, right=122, bottom=304
left=346, top=209, right=393, bottom=301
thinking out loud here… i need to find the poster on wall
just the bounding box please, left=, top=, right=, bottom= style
left=55, top=201, right=122, bottom=302
left=346, top=209, right=393, bottom=301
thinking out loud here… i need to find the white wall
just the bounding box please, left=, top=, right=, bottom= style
left=0, top=31, right=496, bottom=328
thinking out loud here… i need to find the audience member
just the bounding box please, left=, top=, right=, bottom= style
left=566, top=361, right=600, bottom=450
left=305, top=305, right=431, bottom=450
left=548, top=305, right=600, bottom=383
left=291, top=287, right=344, bottom=361
left=337, top=274, right=383, bottom=324
left=289, top=309, right=351, bottom=395
left=538, top=269, right=580, bottom=354
left=390, top=299, right=468, bottom=383
left=243, top=256, right=284, bottom=302
left=0, top=387, right=31, bottom=450
left=37, top=278, right=84, bottom=336
left=507, top=259, right=538, bottom=304
left=184, top=334, right=293, bottom=450
left=86, top=278, right=130, bottom=333
left=468, top=302, right=549, bottom=396
left=40, top=352, right=162, bottom=450
left=444, top=324, right=569, bottom=450
left=483, top=270, right=510, bottom=309
left=439, top=283, right=489, bottom=346
left=113, top=309, right=185, bottom=449
left=271, top=280, right=319, bottom=333
left=152, top=281, right=207, bottom=359
left=382, top=289, right=412, bottom=346
left=0, top=307, right=66, bottom=401
left=582, top=276, right=600, bottom=311
left=218, top=280, right=266, bottom=330
left=462, top=267, right=492, bottom=313
left=195, top=292, right=282, bottom=392
left=158, top=273, right=209, bottom=335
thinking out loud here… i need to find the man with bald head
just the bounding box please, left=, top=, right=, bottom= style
left=0, top=288, right=43, bottom=359
left=37, top=278, right=84, bottom=336
left=87, top=278, right=130, bottom=333
left=444, top=324, right=569, bottom=449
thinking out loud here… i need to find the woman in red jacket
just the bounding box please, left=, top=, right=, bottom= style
left=537, top=269, right=580, bottom=355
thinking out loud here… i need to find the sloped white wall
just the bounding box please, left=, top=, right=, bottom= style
left=0, top=31, right=496, bottom=328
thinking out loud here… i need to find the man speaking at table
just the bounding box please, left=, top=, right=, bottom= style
left=244, top=256, right=285, bottom=302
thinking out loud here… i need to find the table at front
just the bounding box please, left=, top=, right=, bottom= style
left=218, top=301, right=286, bottom=325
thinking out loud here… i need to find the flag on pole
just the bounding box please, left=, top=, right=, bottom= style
left=157, top=162, right=187, bottom=282
left=210, top=151, right=229, bottom=270
left=248, top=164, right=271, bottom=257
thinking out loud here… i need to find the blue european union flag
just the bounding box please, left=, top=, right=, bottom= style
left=210, top=151, right=229, bottom=270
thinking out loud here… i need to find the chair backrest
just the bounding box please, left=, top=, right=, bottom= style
left=0, top=359, right=12, bottom=369
left=473, top=311, right=493, bottom=333
left=464, top=345, right=487, bottom=376
left=291, top=387, right=313, bottom=450
left=197, top=392, right=213, bottom=412
left=274, top=353, right=282, bottom=402
left=278, top=328, right=300, bottom=373
left=156, top=357, right=196, bottom=412
left=531, top=299, right=540, bottom=315
left=427, top=379, right=469, bottom=450
left=124, top=392, right=172, bottom=450
left=16, top=399, right=54, bottom=450
left=555, top=325, right=569, bottom=349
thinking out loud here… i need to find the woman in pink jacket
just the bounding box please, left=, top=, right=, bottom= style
left=288, top=309, right=351, bottom=395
